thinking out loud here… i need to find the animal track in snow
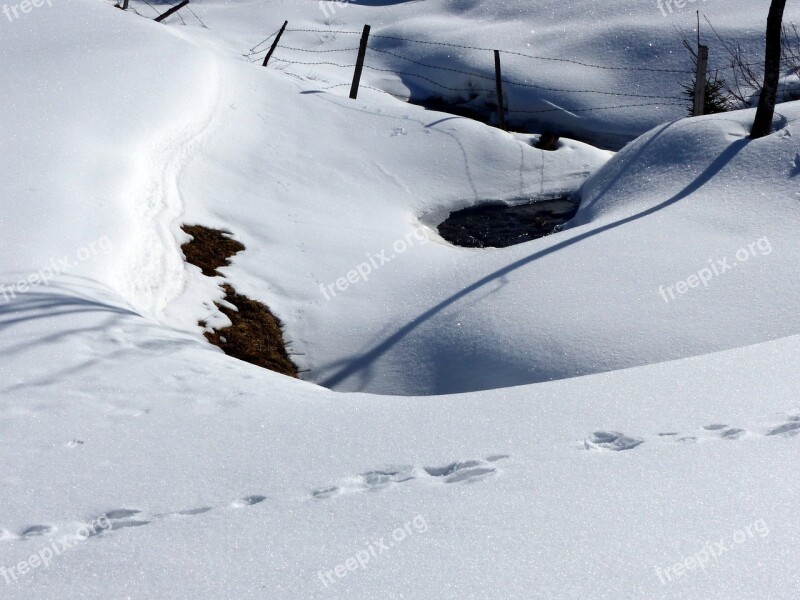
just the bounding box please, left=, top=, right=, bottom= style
left=485, top=454, right=510, bottom=462
left=584, top=414, right=800, bottom=451
left=719, top=427, right=747, bottom=439
left=230, top=495, right=267, bottom=508
left=311, top=455, right=508, bottom=500
left=21, top=525, right=55, bottom=538
left=1, top=493, right=268, bottom=544
left=766, top=420, right=800, bottom=436
left=2, top=457, right=513, bottom=540
left=423, top=460, right=497, bottom=483
left=178, top=507, right=213, bottom=516
left=106, top=509, right=141, bottom=520
left=584, top=431, right=645, bottom=451
left=0, top=524, right=59, bottom=543
left=98, top=510, right=150, bottom=533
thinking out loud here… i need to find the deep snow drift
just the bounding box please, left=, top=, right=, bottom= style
left=0, top=0, right=799, bottom=598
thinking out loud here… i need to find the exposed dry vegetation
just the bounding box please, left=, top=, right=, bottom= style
left=201, top=284, right=298, bottom=377
left=180, top=224, right=245, bottom=277
left=679, top=19, right=800, bottom=117
left=181, top=224, right=298, bottom=378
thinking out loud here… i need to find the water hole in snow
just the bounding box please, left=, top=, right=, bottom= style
left=436, top=197, right=578, bottom=248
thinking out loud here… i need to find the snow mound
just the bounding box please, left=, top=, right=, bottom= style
left=576, top=106, right=799, bottom=225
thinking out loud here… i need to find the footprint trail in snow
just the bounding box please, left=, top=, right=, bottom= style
left=583, top=413, right=800, bottom=451
left=311, top=455, right=509, bottom=500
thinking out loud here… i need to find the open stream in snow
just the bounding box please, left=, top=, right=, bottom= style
left=437, top=197, right=577, bottom=248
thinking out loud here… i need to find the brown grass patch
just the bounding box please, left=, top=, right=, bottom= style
left=181, top=224, right=245, bottom=277
left=182, top=224, right=298, bottom=378
left=201, top=285, right=298, bottom=378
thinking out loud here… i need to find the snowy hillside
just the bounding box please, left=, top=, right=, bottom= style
left=1, top=0, right=798, bottom=598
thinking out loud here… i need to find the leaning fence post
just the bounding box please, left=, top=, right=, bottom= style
left=350, top=25, right=371, bottom=99
left=692, top=45, right=709, bottom=116
left=154, top=0, right=190, bottom=23
left=263, top=21, right=288, bottom=67
left=494, top=50, right=507, bottom=131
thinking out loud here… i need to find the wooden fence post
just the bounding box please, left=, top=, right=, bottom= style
left=494, top=50, right=507, bottom=131
left=154, top=0, right=190, bottom=23
left=692, top=45, right=709, bottom=116
left=263, top=21, right=288, bottom=67
left=350, top=25, right=371, bottom=99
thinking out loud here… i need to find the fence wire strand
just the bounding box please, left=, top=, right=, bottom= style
left=261, top=27, right=737, bottom=115
left=285, top=28, right=695, bottom=74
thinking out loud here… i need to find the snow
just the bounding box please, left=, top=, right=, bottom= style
left=1, top=0, right=799, bottom=598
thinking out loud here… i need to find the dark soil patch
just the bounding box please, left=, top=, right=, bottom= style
left=180, top=224, right=245, bottom=277
left=437, top=198, right=578, bottom=248
left=413, top=96, right=488, bottom=122
left=201, top=284, right=298, bottom=378
left=535, top=131, right=560, bottom=151
left=182, top=224, right=298, bottom=378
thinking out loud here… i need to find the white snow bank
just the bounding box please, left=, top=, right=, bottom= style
left=1, top=286, right=800, bottom=599
left=0, top=2, right=799, bottom=599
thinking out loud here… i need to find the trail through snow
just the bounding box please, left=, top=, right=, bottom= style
left=118, top=49, right=223, bottom=320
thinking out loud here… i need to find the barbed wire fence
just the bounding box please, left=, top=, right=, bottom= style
left=114, top=6, right=800, bottom=124
left=115, top=0, right=203, bottom=27
left=114, top=7, right=796, bottom=126
left=244, top=23, right=706, bottom=129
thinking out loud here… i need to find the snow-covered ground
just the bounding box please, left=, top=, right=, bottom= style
left=1, top=0, right=799, bottom=598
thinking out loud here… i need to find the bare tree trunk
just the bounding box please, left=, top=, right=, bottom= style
left=751, top=0, right=788, bottom=139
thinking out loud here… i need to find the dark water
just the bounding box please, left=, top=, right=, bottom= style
left=437, top=198, right=578, bottom=248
